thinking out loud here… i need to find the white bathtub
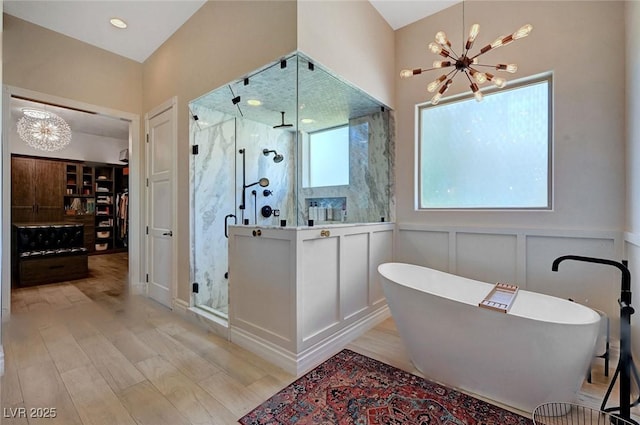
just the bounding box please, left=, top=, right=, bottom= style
left=378, top=262, right=601, bottom=413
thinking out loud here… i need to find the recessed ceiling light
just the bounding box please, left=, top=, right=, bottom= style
left=110, top=17, right=128, bottom=29
left=301, top=118, right=315, bottom=124
left=247, top=99, right=262, bottom=106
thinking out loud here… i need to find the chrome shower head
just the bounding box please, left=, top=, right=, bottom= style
left=263, top=149, right=284, bottom=163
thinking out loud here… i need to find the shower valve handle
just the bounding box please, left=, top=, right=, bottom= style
left=162, top=231, right=173, bottom=237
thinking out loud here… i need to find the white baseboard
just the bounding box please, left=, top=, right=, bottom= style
left=185, top=306, right=230, bottom=340
left=231, top=305, right=390, bottom=376
left=172, top=298, right=189, bottom=315
left=0, top=345, right=4, bottom=376
left=130, top=281, right=146, bottom=295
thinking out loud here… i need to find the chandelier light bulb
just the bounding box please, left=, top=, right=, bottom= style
left=496, top=63, right=518, bottom=73
left=428, top=42, right=449, bottom=57
left=433, top=60, right=452, bottom=68
left=466, top=24, right=480, bottom=50
left=513, top=24, right=533, bottom=40
left=427, top=75, right=448, bottom=93
left=470, top=83, right=483, bottom=102
left=431, top=78, right=453, bottom=105
left=400, top=69, right=414, bottom=78
left=435, top=31, right=451, bottom=48
left=469, top=69, right=487, bottom=84
left=490, top=36, right=506, bottom=49
left=493, top=77, right=507, bottom=88
left=401, top=69, right=423, bottom=78
left=486, top=72, right=507, bottom=88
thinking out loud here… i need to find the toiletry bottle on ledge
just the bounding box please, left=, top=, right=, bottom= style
left=309, top=202, right=316, bottom=222
left=317, top=203, right=325, bottom=223
left=341, top=202, right=347, bottom=222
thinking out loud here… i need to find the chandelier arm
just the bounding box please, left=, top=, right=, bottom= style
left=463, top=70, right=475, bottom=84
left=469, top=50, right=488, bottom=61
left=447, top=46, right=461, bottom=59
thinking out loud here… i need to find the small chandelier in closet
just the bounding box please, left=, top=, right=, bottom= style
left=17, top=108, right=72, bottom=152
left=400, top=2, right=532, bottom=105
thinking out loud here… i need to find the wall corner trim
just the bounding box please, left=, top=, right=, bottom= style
left=625, top=231, right=640, bottom=248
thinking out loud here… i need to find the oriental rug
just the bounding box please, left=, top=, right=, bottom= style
left=239, top=349, right=533, bottom=425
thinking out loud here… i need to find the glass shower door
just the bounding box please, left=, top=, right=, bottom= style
left=190, top=106, right=236, bottom=318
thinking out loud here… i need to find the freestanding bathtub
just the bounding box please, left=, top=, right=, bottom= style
left=378, top=262, right=601, bottom=413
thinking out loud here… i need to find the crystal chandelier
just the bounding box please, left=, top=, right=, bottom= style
left=17, top=108, right=72, bottom=152
left=400, top=22, right=533, bottom=105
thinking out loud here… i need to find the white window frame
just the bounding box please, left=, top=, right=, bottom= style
left=416, top=73, right=553, bottom=211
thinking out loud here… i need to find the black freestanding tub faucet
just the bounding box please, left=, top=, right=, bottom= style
left=552, top=255, right=639, bottom=424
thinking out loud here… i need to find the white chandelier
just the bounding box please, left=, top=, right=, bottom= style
left=400, top=22, right=533, bottom=105
left=17, top=108, right=72, bottom=152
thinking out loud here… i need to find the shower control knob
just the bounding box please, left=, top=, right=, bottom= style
left=252, top=229, right=262, bottom=237
left=261, top=205, right=273, bottom=218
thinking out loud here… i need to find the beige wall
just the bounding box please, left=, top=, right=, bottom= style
left=142, top=0, right=297, bottom=302
left=297, top=0, right=395, bottom=108
left=3, top=14, right=143, bottom=115
left=395, top=1, right=626, bottom=230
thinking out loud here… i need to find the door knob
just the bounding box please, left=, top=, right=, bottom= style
left=163, top=231, right=173, bottom=237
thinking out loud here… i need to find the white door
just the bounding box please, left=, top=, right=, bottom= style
left=146, top=99, right=176, bottom=308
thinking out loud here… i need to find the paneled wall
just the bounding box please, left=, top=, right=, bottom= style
left=397, top=224, right=623, bottom=332
left=229, top=223, right=394, bottom=374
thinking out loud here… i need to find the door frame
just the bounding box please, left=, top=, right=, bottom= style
left=144, top=97, right=178, bottom=308
left=1, top=85, right=143, bottom=318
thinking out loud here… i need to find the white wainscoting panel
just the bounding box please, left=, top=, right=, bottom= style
left=526, top=235, right=617, bottom=314
left=302, top=237, right=340, bottom=341
left=396, top=229, right=449, bottom=271
left=370, top=230, right=394, bottom=305
left=231, top=235, right=294, bottom=349
left=341, top=233, right=370, bottom=321
left=456, top=232, right=518, bottom=284
left=397, top=224, right=623, bottom=334
left=229, top=223, right=394, bottom=375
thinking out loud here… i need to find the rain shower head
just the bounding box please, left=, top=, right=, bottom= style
left=263, top=149, right=284, bottom=163
left=273, top=111, right=293, bottom=129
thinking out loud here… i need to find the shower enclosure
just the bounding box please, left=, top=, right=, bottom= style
left=189, top=53, right=392, bottom=319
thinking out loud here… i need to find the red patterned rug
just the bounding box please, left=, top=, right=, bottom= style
left=239, top=349, right=533, bottom=424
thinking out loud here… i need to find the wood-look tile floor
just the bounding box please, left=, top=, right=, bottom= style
left=1, top=252, right=638, bottom=424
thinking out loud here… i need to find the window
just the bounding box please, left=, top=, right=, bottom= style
left=418, top=75, right=552, bottom=209
left=303, top=125, right=350, bottom=188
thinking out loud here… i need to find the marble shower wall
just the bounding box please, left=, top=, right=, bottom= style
left=190, top=104, right=296, bottom=313
left=235, top=119, right=296, bottom=227
left=190, top=104, right=236, bottom=313
left=298, top=110, right=393, bottom=224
